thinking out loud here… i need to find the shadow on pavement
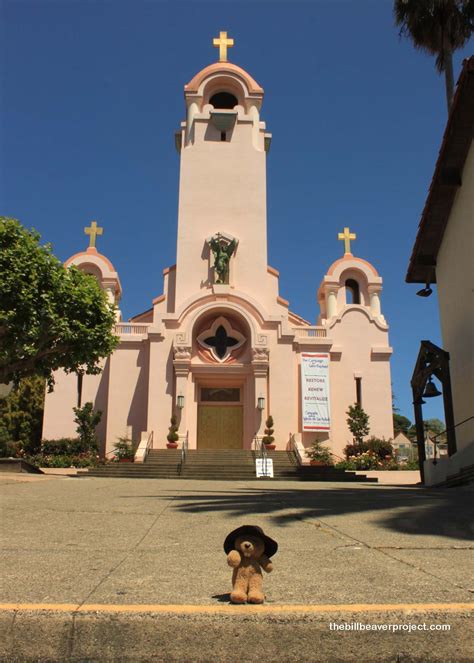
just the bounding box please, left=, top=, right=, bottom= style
left=119, top=485, right=474, bottom=541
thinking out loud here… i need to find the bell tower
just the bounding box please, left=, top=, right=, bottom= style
left=174, top=33, right=272, bottom=307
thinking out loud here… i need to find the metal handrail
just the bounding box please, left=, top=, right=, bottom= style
left=254, top=435, right=268, bottom=460
left=144, top=431, right=153, bottom=462
left=429, top=415, right=474, bottom=465
left=181, top=431, right=189, bottom=466
left=289, top=433, right=303, bottom=465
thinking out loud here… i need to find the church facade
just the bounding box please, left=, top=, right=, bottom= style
left=42, top=36, right=394, bottom=458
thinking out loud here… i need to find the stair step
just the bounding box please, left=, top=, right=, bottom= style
left=76, top=449, right=377, bottom=483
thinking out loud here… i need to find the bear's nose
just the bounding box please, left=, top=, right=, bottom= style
left=244, top=542, right=251, bottom=549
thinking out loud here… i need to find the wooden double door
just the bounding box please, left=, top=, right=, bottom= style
left=197, top=405, right=243, bottom=449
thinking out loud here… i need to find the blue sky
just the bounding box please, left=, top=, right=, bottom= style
left=2, top=1, right=471, bottom=424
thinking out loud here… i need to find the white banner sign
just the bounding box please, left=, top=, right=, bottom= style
left=301, top=352, right=331, bottom=431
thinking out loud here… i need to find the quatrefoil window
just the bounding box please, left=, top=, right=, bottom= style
left=197, top=317, right=246, bottom=363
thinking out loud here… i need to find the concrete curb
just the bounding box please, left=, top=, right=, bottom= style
left=1, top=605, right=472, bottom=662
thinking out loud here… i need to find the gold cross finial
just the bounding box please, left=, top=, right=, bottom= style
left=338, top=227, right=356, bottom=255
left=213, top=31, right=234, bottom=62
left=84, top=220, right=103, bottom=249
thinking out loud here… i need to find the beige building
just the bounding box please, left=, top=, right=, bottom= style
left=407, top=56, right=474, bottom=485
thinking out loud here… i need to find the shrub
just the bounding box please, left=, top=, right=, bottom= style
left=25, top=452, right=99, bottom=468
left=402, top=459, right=420, bottom=470
left=167, top=415, right=179, bottom=443
left=379, top=458, right=400, bottom=470
left=0, top=376, right=45, bottom=455
left=343, top=442, right=369, bottom=459
left=73, top=402, right=102, bottom=452
left=305, top=440, right=334, bottom=465
left=0, top=439, right=21, bottom=458
left=366, top=436, right=393, bottom=460
left=112, top=436, right=135, bottom=461
left=41, top=438, right=83, bottom=455
left=335, top=460, right=351, bottom=470
left=336, top=451, right=379, bottom=470
left=350, top=452, right=380, bottom=470
left=346, top=403, right=370, bottom=450
left=262, top=416, right=275, bottom=445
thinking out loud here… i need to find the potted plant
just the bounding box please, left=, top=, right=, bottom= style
left=305, top=440, right=334, bottom=466
left=262, top=416, right=276, bottom=451
left=113, top=436, right=135, bottom=463
left=166, top=415, right=179, bottom=449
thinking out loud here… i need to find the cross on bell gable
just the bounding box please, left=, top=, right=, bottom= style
left=338, top=227, right=356, bottom=255
left=84, top=220, right=103, bottom=249
left=213, top=31, right=234, bottom=62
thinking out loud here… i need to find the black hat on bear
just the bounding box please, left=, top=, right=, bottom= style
left=223, top=525, right=278, bottom=558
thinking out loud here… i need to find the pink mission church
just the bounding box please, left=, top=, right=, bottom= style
left=42, top=34, right=394, bottom=459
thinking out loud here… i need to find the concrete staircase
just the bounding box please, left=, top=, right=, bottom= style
left=78, top=449, right=377, bottom=482
left=77, top=450, right=182, bottom=479
left=434, top=462, right=474, bottom=488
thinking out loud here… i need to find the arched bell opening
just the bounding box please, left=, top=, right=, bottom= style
left=345, top=278, right=361, bottom=305
left=209, top=91, right=238, bottom=109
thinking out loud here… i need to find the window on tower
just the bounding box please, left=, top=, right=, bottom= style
left=345, top=279, right=361, bottom=304
left=210, top=92, right=238, bottom=109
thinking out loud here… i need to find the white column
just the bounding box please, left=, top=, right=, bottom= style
left=327, top=289, right=338, bottom=318
left=105, top=286, right=115, bottom=306
left=370, top=291, right=381, bottom=318
left=185, top=102, right=199, bottom=145
left=249, top=104, right=261, bottom=150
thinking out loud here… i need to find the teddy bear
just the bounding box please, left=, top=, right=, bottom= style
left=223, top=525, right=278, bottom=604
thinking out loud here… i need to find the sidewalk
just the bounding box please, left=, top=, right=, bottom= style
left=1, top=475, right=472, bottom=661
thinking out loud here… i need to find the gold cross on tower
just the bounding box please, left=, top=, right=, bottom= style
left=338, top=227, right=357, bottom=255
left=213, top=31, right=234, bottom=62
left=84, top=220, right=103, bottom=249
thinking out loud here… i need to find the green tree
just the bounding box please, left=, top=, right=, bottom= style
left=407, top=418, right=446, bottom=441
left=424, top=418, right=446, bottom=436
left=0, top=376, right=45, bottom=454
left=73, top=402, right=102, bottom=452
left=346, top=403, right=370, bottom=450
left=393, top=413, right=412, bottom=435
left=0, top=218, right=118, bottom=387
left=394, top=0, right=473, bottom=110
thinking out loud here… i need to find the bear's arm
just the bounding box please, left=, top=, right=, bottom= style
left=227, top=550, right=241, bottom=568
left=259, top=555, right=273, bottom=573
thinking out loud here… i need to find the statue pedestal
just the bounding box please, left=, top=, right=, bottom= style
left=212, top=284, right=232, bottom=296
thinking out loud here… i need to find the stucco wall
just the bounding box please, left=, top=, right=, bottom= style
left=42, top=362, right=109, bottom=450
left=436, top=143, right=474, bottom=451
left=105, top=344, right=150, bottom=453
left=175, top=118, right=269, bottom=306
left=328, top=308, right=393, bottom=456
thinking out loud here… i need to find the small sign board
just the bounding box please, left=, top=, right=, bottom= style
left=256, top=458, right=274, bottom=478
